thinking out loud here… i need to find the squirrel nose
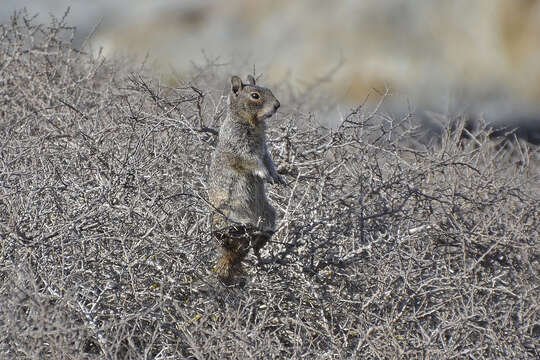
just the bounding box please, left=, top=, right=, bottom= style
left=273, top=100, right=280, bottom=110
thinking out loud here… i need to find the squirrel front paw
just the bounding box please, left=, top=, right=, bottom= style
left=254, top=167, right=273, bottom=183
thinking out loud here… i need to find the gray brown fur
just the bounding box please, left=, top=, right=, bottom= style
left=209, top=75, right=285, bottom=284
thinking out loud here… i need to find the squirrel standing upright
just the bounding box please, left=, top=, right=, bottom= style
left=209, top=75, right=286, bottom=285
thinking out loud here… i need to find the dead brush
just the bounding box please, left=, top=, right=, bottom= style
left=0, top=11, right=538, bottom=360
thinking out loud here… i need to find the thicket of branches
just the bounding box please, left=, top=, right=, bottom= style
left=1, top=13, right=538, bottom=359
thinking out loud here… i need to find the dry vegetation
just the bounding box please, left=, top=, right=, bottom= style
left=1, top=13, right=539, bottom=359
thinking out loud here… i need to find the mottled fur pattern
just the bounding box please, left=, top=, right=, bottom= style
left=209, top=75, right=285, bottom=285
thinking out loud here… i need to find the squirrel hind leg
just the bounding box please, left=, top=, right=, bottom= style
left=213, top=224, right=257, bottom=241
left=215, top=225, right=253, bottom=256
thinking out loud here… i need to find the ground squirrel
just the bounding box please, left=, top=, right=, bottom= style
left=209, top=75, right=286, bottom=285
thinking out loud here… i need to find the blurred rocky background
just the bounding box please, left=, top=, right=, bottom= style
left=3, top=0, right=540, bottom=134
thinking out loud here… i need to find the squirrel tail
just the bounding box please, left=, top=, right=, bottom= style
left=213, top=248, right=247, bottom=285
left=212, top=230, right=251, bottom=285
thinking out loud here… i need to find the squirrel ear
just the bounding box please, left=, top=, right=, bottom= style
left=246, top=75, right=256, bottom=85
left=231, top=76, right=243, bottom=94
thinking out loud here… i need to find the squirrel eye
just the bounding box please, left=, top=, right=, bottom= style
left=250, top=92, right=260, bottom=100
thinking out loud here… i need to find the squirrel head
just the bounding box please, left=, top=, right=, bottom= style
left=228, top=75, right=280, bottom=126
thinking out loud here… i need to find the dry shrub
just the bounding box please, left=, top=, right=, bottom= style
left=1, top=12, right=538, bottom=359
